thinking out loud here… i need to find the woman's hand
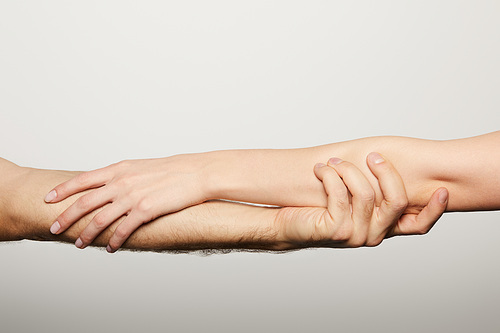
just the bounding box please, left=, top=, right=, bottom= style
left=44, top=154, right=210, bottom=252
left=275, top=153, right=449, bottom=248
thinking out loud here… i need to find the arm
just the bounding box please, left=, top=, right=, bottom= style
left=0, top=156, right=445, bottom=251
left=205, top=131, right=500, bottom=213
left=46, top=131, right=500, bottom=250
left=0, top=160, right=279, bottom=251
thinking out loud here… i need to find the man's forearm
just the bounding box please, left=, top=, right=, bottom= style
left=65, top=200, right=281, bottom=252
left=203, top=131, right=500, bottom=212
left=2, top=163, right=281, bottom=251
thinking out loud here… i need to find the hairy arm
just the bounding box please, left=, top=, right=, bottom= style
left=205, top=131, right=500, bottom=212
left=1, top=155, right=444, bottom=252
left=3, top=165, right=280, bottom=251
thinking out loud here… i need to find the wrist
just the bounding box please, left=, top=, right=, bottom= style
left=200, top=150, right=232, bottom=201
left=197, top=151, right=216, bottom=201
left=170, top=152, right=218, bottom=202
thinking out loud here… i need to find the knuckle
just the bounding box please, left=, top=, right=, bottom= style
left=329, top=187, right=348, bottom=205
left=334, top=196, right=348, bottom=207
left=349, top=233, right=368, bottom=248
left=79, top=233, right=91, bottom=244
left=358, top=188, right=375, bottom=203
left=115, top=159, right=131, bottom=169
left=136, top=197, right=153, bottom=214
left=365, top=237, right=383, bottom=247
left=75, top=172, right=90, bottom=186
left=114, top=227, right=128, bottom=239
left=108, top=239, right=120, bottom=249
left=93, top=214, right=107, bottom=229
left=115, top=176, right=132, bottom=187
left=389, top=196, right=409, bottom=212
left=330, top=224, right=352, bottom=242
left=76, top=196, right=91, bottom=210
left=416, top=225, right=431, bottom=235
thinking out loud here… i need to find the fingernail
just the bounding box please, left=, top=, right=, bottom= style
left=50, top=221, right=61, bottom=234
left=439, top=189, right=448, bottom=204
left=45, top=190, right=57, bottom=202
left=106, top=245, right=114, bottom=253
left=315, top=163, right=326, bottom=168
left=75, top=238, right=83, bottom=248
left=328, top=157, right=343, bottom=165
left=370, top=152, right=385, bottom=164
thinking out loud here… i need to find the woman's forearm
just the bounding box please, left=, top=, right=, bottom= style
left=204, top=131, right=500, bottom=213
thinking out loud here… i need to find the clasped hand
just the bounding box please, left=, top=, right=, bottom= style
left=277, top=153, right=448, bottom=249
left=44, top=153, right=448, bottom=251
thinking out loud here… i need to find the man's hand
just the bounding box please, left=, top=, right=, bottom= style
left=274, top=153, right=449, bottom=249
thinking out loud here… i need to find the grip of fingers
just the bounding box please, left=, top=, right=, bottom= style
left=367, top=152, right=408, bottom=214
left=314, top=163, right=342, bottom=197
left=391, top=187, right=448, bottom=236
left=314, top=162, right=350, bottom=225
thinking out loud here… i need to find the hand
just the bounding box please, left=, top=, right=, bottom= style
left=275, top=153, right=449, bottom=248
left=44, top=154, right=209, bottom=252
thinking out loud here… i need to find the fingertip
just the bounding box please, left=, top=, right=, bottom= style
left=75, top=237, right=83, bottom=249
left=49, top=221, right=61, bottom=234
left=315, top=162, right=326, bottom=169
left=44, top=190, right=58, bottom=203
left=327, top=157, right=343, bottom=165
left=438, top=187, right=449, bottom=205
left=367, top=152, right=385, bottom=165
left=106, top=244, right=116, bottom=253
left=314, top=162, right=327, bottom=179
left=409, top=187, right=448, bottom=236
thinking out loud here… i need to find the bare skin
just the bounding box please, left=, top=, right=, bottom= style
left=0, top=158, right=279, bottom=251
left=45, top=131, right=500, bottom=251
left=0, top=154, right=446, bottom=252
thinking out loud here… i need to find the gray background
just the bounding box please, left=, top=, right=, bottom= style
left=1, top=1, right=499, bottom=332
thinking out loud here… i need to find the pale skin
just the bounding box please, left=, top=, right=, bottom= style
left=45, top=131, right=500, bottom=252
left=0, top=153, right=444, bottom=251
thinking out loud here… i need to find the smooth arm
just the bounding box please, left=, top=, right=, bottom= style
left=204, top=131, right=500, bottom=213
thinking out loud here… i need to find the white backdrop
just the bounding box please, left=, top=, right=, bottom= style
left=1, top=1, right=499, bottom=332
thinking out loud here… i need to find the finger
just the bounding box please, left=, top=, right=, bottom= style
left=50, top=188, right=114, bottom=235
left=44, top=168, right=111, bottom=203
left=390, top=187, right=448, bottom=237
left=326, top=158, right=375, bottom=241
left=314, top=163, right=350, bottom=226
left=107, top=211, right=149, bottom=253
left=75, top=203, right=128, bottom=249
left=366, top=152, right=408, bottom=238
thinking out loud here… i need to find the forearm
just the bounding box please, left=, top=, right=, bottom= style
left=204, top=131, right=500, bottom=212
left=2, top=163, right=280, bottom=251
left=59, top=200, right=280, bottom=252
